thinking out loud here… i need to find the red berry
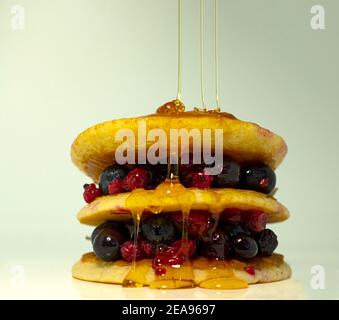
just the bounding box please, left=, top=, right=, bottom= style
left=108, top=179, right=125, bottom=194
left=120, top=241, right=141, bottom=262
left=244, top=211, right=267, bottom=232
left=152, top=239, right=196, bottom=274
left=152, top=254, right=183, bottom=277
left=155, top=267, right=167, bottom=276
left=83, top=183, right=102, bottom=203
left=190, top=172, right=214, bottom=189
left=173, top=211, right=216, bottom=238
left=120, top=240, right=155, bottom=262
left=245, top=266, right=256, bottom=276
left=125, top=168, right=149, bottom=190
left=140, top=240, right=155, bottom=258
left=181, top=171, right=214, bottom=189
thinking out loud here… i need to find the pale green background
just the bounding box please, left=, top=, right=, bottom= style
left=0, top=0, right=338, bottom=298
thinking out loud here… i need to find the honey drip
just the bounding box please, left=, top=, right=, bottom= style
left=122, top=211, right=143, bottom=288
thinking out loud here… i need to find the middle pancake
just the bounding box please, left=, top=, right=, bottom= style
left=77, top=187, right=289, bottom=226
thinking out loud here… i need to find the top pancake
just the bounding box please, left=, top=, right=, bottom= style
left=71, top=110, right=287, bottom=182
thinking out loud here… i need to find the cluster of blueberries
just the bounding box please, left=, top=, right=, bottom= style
left=91, top=211, right=278, bottom=264
left=83, top=159, right=277, bottom=203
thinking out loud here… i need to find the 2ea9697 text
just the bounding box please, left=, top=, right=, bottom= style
left=166, top=304, right=215, bottom=315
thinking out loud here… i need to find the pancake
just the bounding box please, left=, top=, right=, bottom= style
left=71, top=111, right=288, bottom=183
left=72, top=252, right=291, bottom=288
left=77, top=187, right=289, bottom=226
left=71, top=106, right=291, bottom=290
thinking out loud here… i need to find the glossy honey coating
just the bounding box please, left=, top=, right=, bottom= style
left=77, top=185, right=289, bottom=226
left=72, top=252, right=291, bottom=288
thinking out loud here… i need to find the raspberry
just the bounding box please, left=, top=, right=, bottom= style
left=108, top=179, right=125, bottom=194
left=173, top=211, right=216, bottom=238
left=83, top=183, right=102, bottom=203
left=244, top=211, right=267, bottom=232
left=125, top=167, right=149, bottom=190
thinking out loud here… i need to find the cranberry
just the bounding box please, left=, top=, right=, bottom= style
left=108, top=179, right=125, bottom=194
left=83, top=183, right=102, bottom=203
left=125, top=167, right=149, bottom=190
left=244, top=211, right=267, bottom=233
left=172, top=211, right=216, bottom=238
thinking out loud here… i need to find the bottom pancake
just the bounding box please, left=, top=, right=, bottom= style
left=72, top=252, right=291, bottom=289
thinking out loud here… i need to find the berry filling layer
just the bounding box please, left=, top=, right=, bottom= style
left=90, top=210, right=278, bottom=275
left=82, top=158, right=276, bottom=203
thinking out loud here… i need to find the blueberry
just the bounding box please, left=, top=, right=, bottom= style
left=240, top=164, right=276, bottom=194
left=222, top=222, right=250, bottom=238
left=232, top=233, right=258, bottom=259
left=99, top=165, right=129, bottom=194
left=91, top=221, right=130, bottom=243
left=91, top=222, right=129, bottom=261
left=214, top=159, right=240, bottom=188
left=146, top=164, right=167, bottom=189
left=201, top=229, right=231, bottom=260
left=141, top=215, right=177, bottom=244
left=256, top=229, right=278, bottom=256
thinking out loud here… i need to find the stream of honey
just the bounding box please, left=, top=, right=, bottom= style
left=120, top=0, right=248, bottom=289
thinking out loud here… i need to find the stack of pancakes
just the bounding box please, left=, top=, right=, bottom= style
left=71, top=108, right=291, bottom=289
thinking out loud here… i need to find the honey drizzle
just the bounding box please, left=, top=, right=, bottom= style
left=120, top=0, right=247, bottom=290
left=122, top=211, right=143, bottom=288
